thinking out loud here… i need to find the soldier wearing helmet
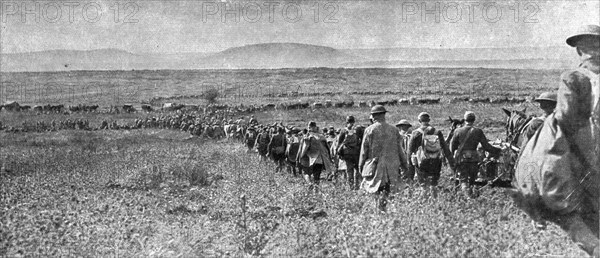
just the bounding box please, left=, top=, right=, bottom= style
left=522, top=92, right=558, bottom=144
left=336, top=115, right=362, bottom=190
left=511, top=25, right=600, bottom=257
left=296, top=121, right=334, bottom=189
left=408, top=112, right=454, bottom=198
left=450, top=111, right=500, bottom=196
left=360, top=105, right=408, bottom=211
left=396, top=119, right=415, bottom=182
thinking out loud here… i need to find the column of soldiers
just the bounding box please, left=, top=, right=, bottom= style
left=0, top=107, right=252, bottom=138
left=242, top=105, right=508, bottom=211
left=2, top=119, right=91, bottom=133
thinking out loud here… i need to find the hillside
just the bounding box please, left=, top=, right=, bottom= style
left=192, top=43, right=358, bottom=69
left=0, top=43, right=578, bottom=72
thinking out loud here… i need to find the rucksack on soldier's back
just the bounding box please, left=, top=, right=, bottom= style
left=415, top=127, right=443, bottom=168
left=246, top=131, right=256, bottom=142
left=339, top=128, right=360, bottom=157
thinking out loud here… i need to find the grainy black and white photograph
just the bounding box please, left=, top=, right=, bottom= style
left=1, top=0, right=599, bottom=256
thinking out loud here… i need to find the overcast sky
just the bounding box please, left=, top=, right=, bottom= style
left=1, top=0, right=599, bottom=53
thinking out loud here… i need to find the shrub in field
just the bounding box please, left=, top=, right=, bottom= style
left=169, top=161, right=210, bottom=187
left=121, top=164, right=166, bottom=190
left=202, top=87, right=220, bottom=103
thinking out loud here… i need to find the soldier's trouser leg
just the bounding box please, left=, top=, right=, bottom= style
left=345, top=168, right=354, bottom=188
left=302, top=167, right=312, bottom=184
left=345, top=159, right=358, bottom=190
left=458, top=162, right=479, bottom=187
left=376, top=183, right=391, bottom=211
left=350, top=161, right=361, bottom=190
left=416, top=167, right=427, bottom=186
left=278, top=156, right=286, bottom=172
left=312, top=164, right=324, bottom=185
left=402, top=163, right=416, bottom=182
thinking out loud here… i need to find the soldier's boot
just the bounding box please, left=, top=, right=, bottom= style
left=431, top=186, right=438, bottom=199
left=460, top=183, right=471, bottom=197
left=531, top=219, right=547, bottom=230
left=303, top=174, right=313, bottom=186
left=291, top=166, right=297, bottom=177
left=354, top=181, right=361, bottom=191
left=377, top=195, right=388, bottom=212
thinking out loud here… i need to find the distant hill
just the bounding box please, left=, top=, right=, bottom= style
left=191, top=43, right=358, bottom=69
left=0, top=43, right=579, bottom=72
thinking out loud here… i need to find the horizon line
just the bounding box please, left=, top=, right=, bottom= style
left=0, top=43, right=569, bottom=55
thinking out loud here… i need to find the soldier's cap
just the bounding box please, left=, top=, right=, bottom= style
left=566, top=24, right=600, bottom=47
left=370, top=105, right=387, bottom=114
left=418, top=112, right=430, bottom=120
left=346, top=115, right=355, bottom=123
left=395, top=119, right=412, bottom=127
left=464, top=111, right=476, bottom=120
left=534, top=92, right=557, bottom=103
left=308, top=121, right=317, bottom=128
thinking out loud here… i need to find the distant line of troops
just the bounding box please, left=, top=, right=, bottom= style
left=1, top=119, right=91, bottom=133
left=0, top=109, right=253, bottom=138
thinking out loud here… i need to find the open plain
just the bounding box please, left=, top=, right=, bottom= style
left=0, top=68, right=588, bottom=257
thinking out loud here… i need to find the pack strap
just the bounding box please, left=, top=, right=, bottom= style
left=456, top=127, right=474, bottom=159
left=420, top=126, right=436, bottom=149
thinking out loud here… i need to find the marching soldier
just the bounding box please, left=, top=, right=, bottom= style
left=408, top=112, right=454, bottom=198
left=395, top=119, right=415, bottom=182
left=337, top=116, right=362, bottom=190
left=513, top=25, right=600, bottom=256
left=450, top=111, right=501, bottom=196
left=359, top=105, right=408, bottom=211
left=522, top=92, right=557, bottom=146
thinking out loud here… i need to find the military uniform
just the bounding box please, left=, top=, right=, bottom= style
left=450, top=121, right=500, bottom=188
left=555, top=64, right=599, bottom=239
left=359, top=106, right=408, bottom=211
left=297, top=128, right=333, bottom=185
left=396, top=120, right=415, bottom=182
left=268, top=131, right=287, bottom=172
left=409, top=125, right=453, bottom=186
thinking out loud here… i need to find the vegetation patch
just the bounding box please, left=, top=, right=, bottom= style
left=0, top=129, right=587, bottom=256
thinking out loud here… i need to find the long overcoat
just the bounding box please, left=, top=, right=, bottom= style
left=359, top=121, right=408, bottom=193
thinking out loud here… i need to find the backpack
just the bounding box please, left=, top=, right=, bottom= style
left=415, top=127, right=443, bottom=167
left=339, top=127, right=360, bottom=156
left=246, top=131, right=256, bottom=143
left=272, top=135, right=286, bottom=154
left=258, top=133, right=270, bottom=145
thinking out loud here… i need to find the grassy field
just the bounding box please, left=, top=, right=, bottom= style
left=1, top=68, right=560, bottom=106
left=1, top=67, right=583, bottom=257
left=0, top=128, right=587, bottom=257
